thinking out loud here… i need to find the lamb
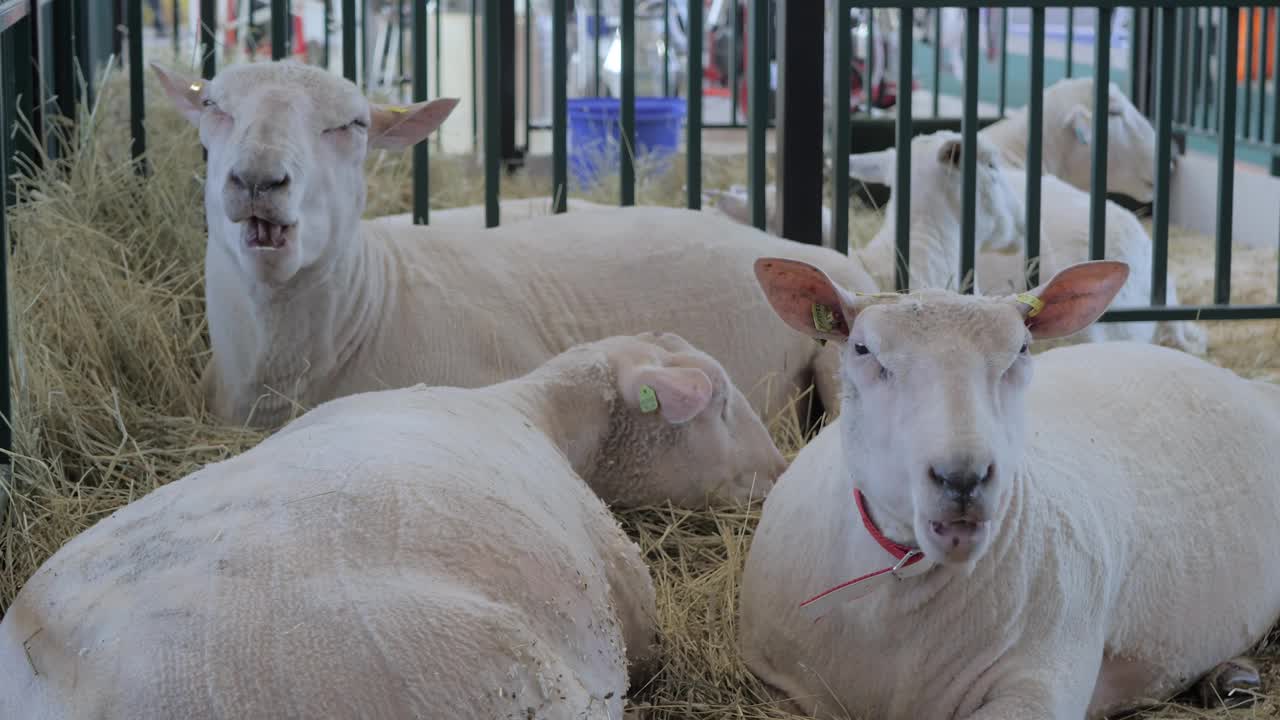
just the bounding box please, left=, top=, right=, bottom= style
left=980, top=76, right=1166, bottom=204
left=710, top=131, right=1026, bottom=292
left=0, top=332, right=787, bottom=720
left=150, top=59, right=873, bottom=432
left=738, top=257, right=1280, bottom=719
left=845, top=138, right=1208, bottom=352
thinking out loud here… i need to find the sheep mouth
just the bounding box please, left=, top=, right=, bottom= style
left=929, top=519, right=988, bottom=547
left=243, top=217, right=295, bottom=249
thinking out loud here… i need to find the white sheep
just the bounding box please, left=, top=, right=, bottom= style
left=372, top=196, right=614, bottom=227
left=150, top=59, right=873, bottom=433
left=981, top=76, right=1165, bottom=204
left=709, top=131, right=1026, bottom=292
left=739, top=257, right=1280, bottom=719
left=0, top=332, right=787, bottom=719
left=846, top=139, right=1208, bottom=353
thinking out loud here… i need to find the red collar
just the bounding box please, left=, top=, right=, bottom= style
left=798, top=489, right=933, bottom=615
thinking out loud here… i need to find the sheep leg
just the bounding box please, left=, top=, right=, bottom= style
left=1196, top=657, right=1261, bottom=709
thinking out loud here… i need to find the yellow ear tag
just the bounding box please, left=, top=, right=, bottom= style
left=1016, top=293, right=1044, bottom=318
left=811, top=303, right=836, bottom=334
left=385, top=105, right=410, bottom=114
left=188, top=83, right=203, bottom=92
left=638, top=385, right=660, bottom=414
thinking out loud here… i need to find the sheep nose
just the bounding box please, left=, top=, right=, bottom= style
left=929, top=463, right=993, bottom=501
left=228, top=168, right=291, bottom=195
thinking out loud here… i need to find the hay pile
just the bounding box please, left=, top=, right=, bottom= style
left=2, top=74, right=1279, bottom=720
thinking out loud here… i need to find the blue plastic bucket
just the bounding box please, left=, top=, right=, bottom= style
left=567, top=97, right=688, bottom=188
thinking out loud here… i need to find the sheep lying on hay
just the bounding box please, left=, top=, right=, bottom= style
left=1, top=72, right=1277, bottom=720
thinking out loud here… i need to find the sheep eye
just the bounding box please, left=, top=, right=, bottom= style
left=325, top=119, right=368, bottom=133
left=201, top=98, right=215, bottom=107
left=853, top=343, right=870, bottom=356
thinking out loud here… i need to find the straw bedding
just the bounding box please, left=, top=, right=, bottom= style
left=2, top=76, right=1278, bottom=719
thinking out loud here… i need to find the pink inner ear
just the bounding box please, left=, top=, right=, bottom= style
left=753, top=258, right=851, bottom=340
left=1025, top=260, right=1129, bottom=339
left=370, top=98, right=459, bottom=150
left=638, top=367, right=713, bottom=424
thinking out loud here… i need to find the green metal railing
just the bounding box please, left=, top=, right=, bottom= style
left=2, top=1, right=1280, bottom=498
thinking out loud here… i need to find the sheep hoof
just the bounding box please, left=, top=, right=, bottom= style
left=1197, top=657, right=1261, bottom=709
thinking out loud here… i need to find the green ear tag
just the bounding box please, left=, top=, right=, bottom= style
left=638, top=385, right=660, bottom=414
left=811, top=303, right=836, bottom=333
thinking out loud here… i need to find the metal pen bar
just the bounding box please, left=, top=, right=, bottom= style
left=1088, top=6, right=1112, bottom=262
left=747, top=0, right=769, bottom=229
left=1065, top=7, right=1074, bottom=77
left=833, top=0, right=851, bottom=254
left=172, top=0, right=180, bottom=55
left=621, top=0, right=635, bottom=206
left=686, top=0, right=703, bottom=209
left=1174, top=8, right=1187, bottom=124
left=1128, top=5, right=1140, bottom=102
left=1215, top=6, right=1238, bottom=305
left=865, top=11, right=874, bottom=114
left=413, top=0, right=430, bottom=225
left=1151, top=6, right=1175, bottom=306
left=343, top=0, right=357, bottom=81
left=0, top=25, right=10, bottom=482
left=1243, top=7, right=1255, bottom=138
left=1258, top=7, right=1270, bottom=142
left=1189, top=8, right=1204, bottom=129
left=998, top=8, right=1008, bottom=115
left=663, top=0, right=670, bottom=96
left=1272, top=4, right=1280, bottom=176
left=730, top=0, right=739, bottom=125
left=201, top=0, right=216, bottom=78
left=436, top=0, right=442, bottom=112
left=552, top=0, right=567, bottom=212
left=272, top=0, right=289, bottom=59
left=1102, top=305, right=1280, bottom=322
left=894, top=5, right=913, bottom=291
left=471, top=0, right=477, bottom=145
left=1026, top=6, right=1044, bottom=288
left=324, top=0, right=332, bottom=69
left=932, top=8, right=940, bottom=117
left=524, top=0, right=531, bottom=148
left=10, top=10, right=36, bottom=174
left=960, top=6, right=978, bottom=292
left=398, top=0, right=405, bottom=92
left=128, top=0, right=147, bottom=173
left=1201, top=8, right=1214, bottom=129
left=484, top=0, right=500, bottom=226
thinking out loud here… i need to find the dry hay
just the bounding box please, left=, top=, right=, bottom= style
left=1, top=71, right=1278, bottom=720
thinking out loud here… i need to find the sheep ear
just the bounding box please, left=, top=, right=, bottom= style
left=1063, top=105, right=1092, bottom=145
left=754, top=257, right=861, bottom=342
left=150, top=63, right=204, bottom=126
left=711, top=188, right=751, bottom=225
left=847, top=149, right=895, bottom=185
left=369, top=98, right=459, bottom=151
left=625, top=366, right=713, bottom=424
left=1012, top=260, right=1129, bottom=340
left=937, top=138, right=964, bottom=168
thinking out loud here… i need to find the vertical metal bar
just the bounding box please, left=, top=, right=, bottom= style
left=525, top=0, right=531, bottom=148
left=1200, top=8, right=1214, bottom=129
left=594, top=0, right=601, bottom=96
left=662, top=0, right=670, bottom=96
left=324, top=0, right=332, bottom=69
left=832, top=0, right=850, bottom=254
left=0, top=28, right=11, bottom=490
left=485, top=0, right=501, bottom=226
left=747, top=0, right=768, bottom=228
left=998, top=8, right=1008, bottom=116
left=398, top=0, right=405, bottom=89
left=1152, top=6, right=1175, bottom=306
left=1177, top=7, right=1187, bottom=122
left=172, top=0, right=180, bottom=54
left=1273, top=4, right=1280, bottom=176
left=1128, top=6, right=1141, bottom=103
left=894, top=6, right=913, bottom=291
left=272, top=0, right=289, bottom=59
left=1258, top=7, right=1270, bottom=142
left=51, top=0, right=77, bottom=122
left=471, top=0, right=478, bottom=145
left=1026, top=6, right=1044, bottom=288
left=343, top=0, right=357, bottom=81
left=201, top=0, right=216, bottom=78
left=960, top=6, right=978, bottom=292
left=1214, top=8, right=1225, bottom=132
left=730, top=0, right=739, bottom=125
left=865, top=11, right=874, bottom=114
left=1244, top=7, right=1255, bottom=139
left=931, top=8, right=940, bottom=117
left=1190, top=8, right=1204, bottom=129
left=128, top=0, right=147, bottom=173
left=620, top=0, right=635, bottom=206
left=686, top=0, right=703, bottom=209
left=413, top=0, right=430, bottom=225
left=9, top=11, right=36, bottom=176
left=552, top=0, right=567, bottom=212
left=775, top=0, right=824, bottom=245
left=1215, top=7, right=1238, bottom=304
left=1088, top=7, right=1112, bottom=262
left=1065, top=7, right=1074, bottom=78
left=499, top=0, right=516, bottom=161
left=436, top=0, right=442, bottom=101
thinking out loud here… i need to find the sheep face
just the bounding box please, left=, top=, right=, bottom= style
left=588, top=333, right=788, bottom=507
left=754, top=257, right=1129, bottom=569
left=150, top=61, right=457, bottom=287
left=1056, top=80, right=1163, bottom=204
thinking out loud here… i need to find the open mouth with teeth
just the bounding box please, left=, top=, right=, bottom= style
left=243, top=217, right=295, bottom=249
